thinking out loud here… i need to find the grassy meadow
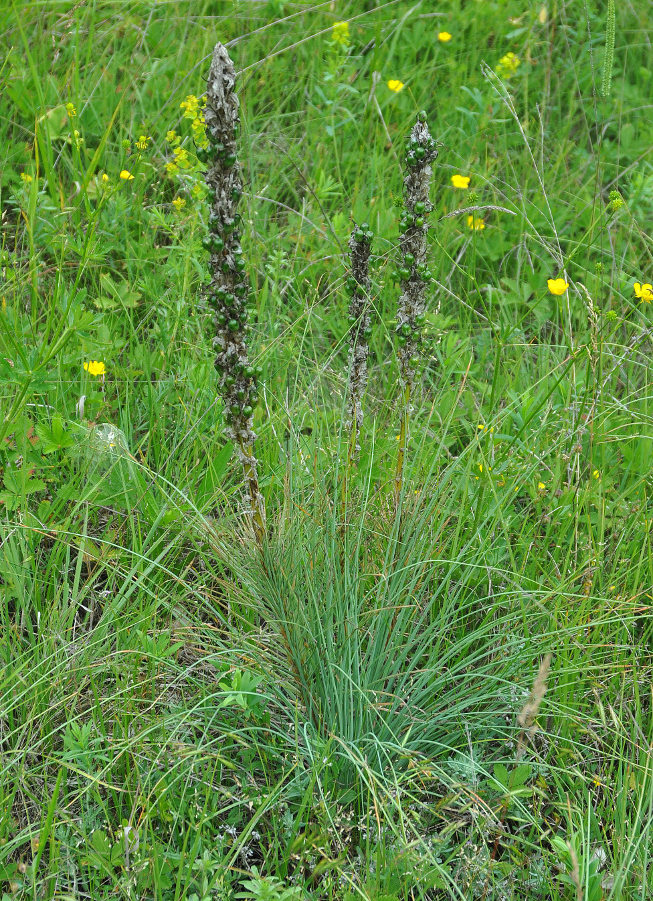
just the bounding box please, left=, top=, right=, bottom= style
left=1, top=1, right=652, bottom=898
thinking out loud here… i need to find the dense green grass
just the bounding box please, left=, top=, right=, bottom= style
left=1, top=1, right=652, bottom=898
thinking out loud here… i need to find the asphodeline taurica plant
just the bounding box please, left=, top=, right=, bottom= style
left=202, top=43, right=265, bottom=543
left=394, top=111, right=438, bottom=504
left=346, top=222, right=373, bottom=455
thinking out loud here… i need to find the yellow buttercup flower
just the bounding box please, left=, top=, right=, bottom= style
left=438, top=32, right=452, bottom=42
left=331, top=21, right=350, bottom=46
left=20, top=172, right=33, bottom=183
left=135, top=135, right=151, bottom=151
left=537, top=482, right=546, bottom=491
left=83, top=360, right=106, bottom=377
left=101, top=173, right=109, bottom=183
left=467, top=215, right=485, bottom=230
left=387, top=79, right=404, bottom=93
left=634, top=282, right=653, bottom=303
left=119, top=169, right=134, bottom=181
left=451, top=174, right=470, bottom=189
left=547, top=278, right=569, bottom=295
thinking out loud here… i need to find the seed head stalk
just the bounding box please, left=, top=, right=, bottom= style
left=393, top=112, right=438, bottom=507
left=341, top=222, right=373, bottom=523
left=346, top=221, right=373, bottom=460
left=203, top=43, right=265, bottom=545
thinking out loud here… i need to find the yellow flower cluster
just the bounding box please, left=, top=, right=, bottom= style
left=387, top=79, right=404, bottom=93
left=135, top=135, right=151, bottom=151
left=451, top=174, right=470, bottom=189
left=497, top=52, right=520, bottom=78
left=180, top=94, right=208, bottom=150
left=331, top=21, right=350, bottom=46
left=438, top=31, right=452, bottom=42
left=66, top=102, right=77, bottom=117
left=467, top=215, right=485, bottom=230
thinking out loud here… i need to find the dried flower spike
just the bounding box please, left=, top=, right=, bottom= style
left=203, top=42, right=265, bottom=544
left=394, top=111, right=438, bottom=505
left=346, top=221, right=373, bottom=455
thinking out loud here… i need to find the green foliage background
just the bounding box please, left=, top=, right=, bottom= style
left=0, top=1, right=651, bottom=898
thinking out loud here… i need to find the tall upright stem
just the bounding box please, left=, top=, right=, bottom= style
left=393, top=112, right=438, bottom=508
left=203, top=43, right=266, bottom=544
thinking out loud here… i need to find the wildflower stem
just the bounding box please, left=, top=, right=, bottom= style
left=394, top=384, right=411, bottom=507
left=346, top=222, right=373, bottom=460
left=204, top=42, right=266, bottom=546
left=393, top=111, right=438, bottom=508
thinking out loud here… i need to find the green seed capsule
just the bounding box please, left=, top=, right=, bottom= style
left=228, top=319, right=239, bottom=331
left=237, top=389, right=246, bottom=401
left=235, top=259, right=246, bottom=272
left=397, top=335, right=407, bottom=346
left=417, top=110, right=428, bottom=122
left=404, top=253, right=415, bottom=266
left=399, top=267, right=411, bottom=280
left=402, top=323, right=411, bottom=336
left=216, top=313, right=227, bottom=326
left=414, top=202, right=426, bottom=214
left=201, top=236, right=213, bottom=251
left=223, top=153, right=237, bottom=167
left=230, top=404, right=240, bottom=416
left=415, top=216, right=425, bottom=228
left=242, top=405, right=253, bottom=417
left=245, top=366, right=255, bottom=378
left=211, top=235, right=225, bottom=252
left=224, top=375, right=235, bottom=387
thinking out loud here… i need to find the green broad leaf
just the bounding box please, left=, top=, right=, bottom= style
left=36, top=414, right=75, bottom=454
left=95, top=273, right=141, bottom=311
left=2, top=469, right=46, bottom=496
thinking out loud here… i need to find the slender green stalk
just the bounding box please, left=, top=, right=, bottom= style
left=393, top=112, right=438, bottom=506
left=202, top=42, right=266, bottom=545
